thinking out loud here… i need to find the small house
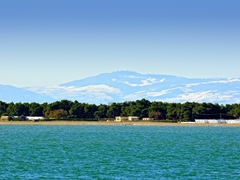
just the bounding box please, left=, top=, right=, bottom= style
left=115, top=116, right=128, bottom=122
left=1, top=116, right=10, bottom=121
left=142, top=117, right=154, bottom=121
left=13, top=116, right=26, bottom=121
left=128, top=116, right=139, bottom=121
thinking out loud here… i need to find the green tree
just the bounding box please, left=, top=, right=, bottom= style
left=84, top=104, right=97, bottom=118
left=106, top=103, right=121, bottom=118
left=49, top=109, right=68, bottom=119
left=29, top=102, right=44, bottom=116
left=176, top=102, right=193, bottom=121
left=229, top=103, right=240, bottom=118
left=59, top=100, right=74, bottom=112
left=148, top=101, right=167, bottom=119
left=6, top=102, right=16, bottom=116
left=192, top=102, right=205, bottom=119
left=0, top=101, right=8, bottom=116
left=121, top=102, right=131, bottom=116
left=69, top=101, right=85, bottom=118
left=94, top=104, right=108, bottom=119
left=6, top=102, right=29, bottom=116
left=136, top=99, right=151, bottom=118
left=166, top=103, right=179, bottom=120
left=49, top=100, right=73, bottom=112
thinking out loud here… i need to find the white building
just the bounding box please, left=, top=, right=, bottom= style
left=128, top=116, right=139, bottom=121
left=115, top=116, right=139, bottom=122
left=26, top=116, right=48, bottom=121
left=195, top=119, right=240, bottom=124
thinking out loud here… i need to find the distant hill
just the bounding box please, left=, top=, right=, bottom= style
left=0, top=84, right=54, bottom=103
left=1, top=70, right=240, bottom=104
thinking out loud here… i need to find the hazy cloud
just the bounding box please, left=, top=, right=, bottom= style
left=186, top=78, right=240, bottom=88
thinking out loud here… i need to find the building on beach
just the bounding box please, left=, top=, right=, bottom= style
left=115, top=116, right=128, bottom=122
left=142, top=117, right=154, bottom=121
left=128, top=116, right=139, bottom=121
left=1, top=116, right=48, bottom=121
left=115, top=116, right=139, bottom=122
left=0, top=116, right=10, bottom=121
left=25, top=116, right=48, bottom=121
left=195, top=119, right=240, bottom=124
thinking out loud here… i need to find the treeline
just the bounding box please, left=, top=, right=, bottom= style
left=0, top=99, right=240, bottom=121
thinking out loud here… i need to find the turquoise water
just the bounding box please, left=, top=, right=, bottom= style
left=0, top=125, right=240, bottom=179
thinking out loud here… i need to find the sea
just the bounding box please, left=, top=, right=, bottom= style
left=0, top=125, right=240, bottom=179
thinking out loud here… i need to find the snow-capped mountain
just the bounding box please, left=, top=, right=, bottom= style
left=2, top=70, right=240, bottom=104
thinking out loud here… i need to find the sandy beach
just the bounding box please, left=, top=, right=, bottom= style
left=1, top=121, right=240, bottom=126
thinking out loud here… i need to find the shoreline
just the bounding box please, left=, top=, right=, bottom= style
left=1, top=121, right=240, bottom=126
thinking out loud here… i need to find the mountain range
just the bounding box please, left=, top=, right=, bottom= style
left=1, top=70, right=240, bottom=104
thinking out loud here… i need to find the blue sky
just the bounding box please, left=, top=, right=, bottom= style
left=1, top=0, right=240, bottom=87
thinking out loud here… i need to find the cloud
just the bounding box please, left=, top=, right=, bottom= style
left=127, top=75, right=140, bottom=79
left=26, top=85, right=121, bottom=100
left=123, top=88, right=175, bottom=100
left=186, top=78, right=240, bottom=88
left=146, top=89, right=171, bottom=97
left=123, top=91, right=147, bottom=100
left=120, top=78, right=165, bottom=87
left=163, top=91, right=240, bottom=103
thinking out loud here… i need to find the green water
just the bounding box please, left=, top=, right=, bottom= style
left=0, top=125, right=240, bottom=179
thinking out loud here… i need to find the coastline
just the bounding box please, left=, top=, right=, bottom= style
left=1, top=121, right=240, bottom=126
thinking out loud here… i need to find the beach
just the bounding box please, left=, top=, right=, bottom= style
left=1, top=121, right=240, bottom=126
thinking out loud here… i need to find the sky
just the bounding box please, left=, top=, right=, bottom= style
left=0, top=0, right=240, bottom=87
